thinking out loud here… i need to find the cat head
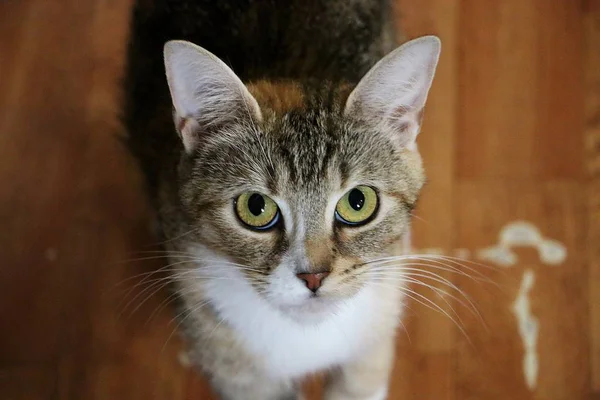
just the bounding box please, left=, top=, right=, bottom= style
left=163, top=37, right=440, bottom=321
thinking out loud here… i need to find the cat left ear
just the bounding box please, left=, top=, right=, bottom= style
left=344, top=36, right=441, bottom=150
left=164, top=40, right=262, bottom=153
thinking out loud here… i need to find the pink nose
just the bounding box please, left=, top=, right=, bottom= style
left=296, top=272, right=330, bottom=292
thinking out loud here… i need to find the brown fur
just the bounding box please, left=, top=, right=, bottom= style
left=248, top=81, right=306, bottom=115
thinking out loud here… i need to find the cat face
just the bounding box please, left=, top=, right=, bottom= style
left=163, top=38, right=439, bottom=320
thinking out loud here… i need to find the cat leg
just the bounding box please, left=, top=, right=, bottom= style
left=324, top=336, right=395, bottom=400
left=184, top=328, right=301, bottom=399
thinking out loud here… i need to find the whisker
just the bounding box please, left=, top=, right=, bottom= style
left=349, top=277, right=472, bottom=345
left=411, top=254, right=503, bottom=274
left=368, top=274, right=483, bottom=325
left=397, top=316, right=412, bottom=345
left=409, top=213, right=429, bottom=225
left=366, top=253, right=500, bottom=274
left=117, top=260, right=198, bottom=306
left=151, top=227, right=200, bottom=246
left=144, top=274, right=265, bottom=328
left=205, top=315, right=228, bottom=344
left=117, top=254, right=199, bottom=263
left=402, top=278, right=469, bottom=333
left=366, top=261, right=487, bottom=283
left=365, top=267, right=475, bottom=304
left=120, top=269, right=254, bottom=319
left=365, top=256, right=495, bottom=282
left=112, top=259, right=268, bottom=300
left=161, top=299, right=212, bottom=354
left=398, top=287, right=472, bottom=346
left=364, top=264, right=487, bottom=328
left=119, top=278, right=176, bottom=319
left=144, top=289, right=180, bottom=327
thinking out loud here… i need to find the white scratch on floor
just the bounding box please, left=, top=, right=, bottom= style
left=408, top=220, right=566, bottom=269
left=512, top=269, right=539, bottom=390
left=477, top=245, right=518, bottom=266
left=537, top=239, right=567, bottom=265
left=419, top=247, right=445, bottom=256
left=453, top=248, right=471, bottom=259
left=477, top=220, right=567, bottom=267
left=500, top=221, right=542, bottom=247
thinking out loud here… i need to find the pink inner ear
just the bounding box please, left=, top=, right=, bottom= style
left=177, top=118, right=188, bottom=133
left=388, top=105, right=425, bottom=149
left=177, top=116, right=201, bottom=153
left=394, top=120, right=411, bottom=135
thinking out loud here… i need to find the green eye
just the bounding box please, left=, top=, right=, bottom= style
left=235, top=192, right=280, bottom=230
left=335, top=186, right=378, bottom=226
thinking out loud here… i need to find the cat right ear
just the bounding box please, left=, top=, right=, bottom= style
left=163, top=40, right=262, bottom=153
left=344, top=36, right=440, bottom=151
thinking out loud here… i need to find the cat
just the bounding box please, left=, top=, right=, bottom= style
left=124, top=1, right=440, bottom=399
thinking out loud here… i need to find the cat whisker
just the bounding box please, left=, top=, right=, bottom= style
left=365, top=261, right=488, bottom=283
left=393, top=285, right=471, bottom=345
left=117, top=259, right=199, bottom=305
left=362, top=258, right=500, bottom=299
left=118, top=254, right=199, bottom=263
left=126, top=280, right=178, bottom=319
left=364, top=253, right=497, bottom=272
left=365, top=269, right=473, bottom=306
left=412, top=254, right=503, bottom=274
left=398, top=277, right=466, bottom=321
left=144, top=289, right=181, bottom=327
left=120, top=267, right=265, bottom=319
left=365, top=266, right=473, bottom=298
left=119, top=274, right=183, bottom=319
left=114, top=259, right=268, bottom=298
left=205, top=314, right=228, bottom=344
left=344, top=277, right=471, bottom=344
left=409, top=212, right=429, bottom=225
left=151, top=227, right=201, bottom=246
left=145, top=274, right=266, bottom=328
left=108, top=261, right=189, bottom=293
left=161, top=299, right=213, bottom=354
left=362, top=262, right=486, bottom=327
left=367, top=274, right=484, bottom=326
left=366, top=259, right=503, bottom=301
left=364, top=255, right=496, bottom=282
left=340, top=276, right=473, bottom=344
left=397, top=316, right=412, bottom=345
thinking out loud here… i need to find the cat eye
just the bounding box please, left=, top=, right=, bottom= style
left=235, top=192, right=280, bottom=230
left=335, top=186, right=378, bottom=226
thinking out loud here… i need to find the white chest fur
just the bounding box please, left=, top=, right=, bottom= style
left=203, top=275, right=399, bottom=379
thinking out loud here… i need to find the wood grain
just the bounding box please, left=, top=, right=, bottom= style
left=0, top=0, right=594, bottom=399
left=586, top=0, right=600, bottom=395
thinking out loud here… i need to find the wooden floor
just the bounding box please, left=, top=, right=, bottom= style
left=0, top=0, right=598, bottom=399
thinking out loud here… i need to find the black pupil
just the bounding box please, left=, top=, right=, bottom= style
left=348, top=189, right=365, bottom=211
left=248, top=193, right=266, bottom=216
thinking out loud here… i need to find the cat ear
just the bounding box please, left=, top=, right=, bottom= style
left=163, top=40, right=262, bottom=153
left=344, top=36, right=441, bottom=150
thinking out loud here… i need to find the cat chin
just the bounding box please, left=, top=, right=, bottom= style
left=274, top=296, right=342, bottom=324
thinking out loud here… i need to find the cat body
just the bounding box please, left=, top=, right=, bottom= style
left=124, top=1, right=440, bottom=399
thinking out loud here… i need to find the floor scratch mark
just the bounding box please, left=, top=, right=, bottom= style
left=512, top=269, right=539, bottom=390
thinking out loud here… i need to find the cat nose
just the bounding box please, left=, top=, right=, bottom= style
left=296, top=272, right=330, bottom=293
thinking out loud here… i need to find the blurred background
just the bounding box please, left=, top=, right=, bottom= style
left=0, top=0, right=598, bottom=399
